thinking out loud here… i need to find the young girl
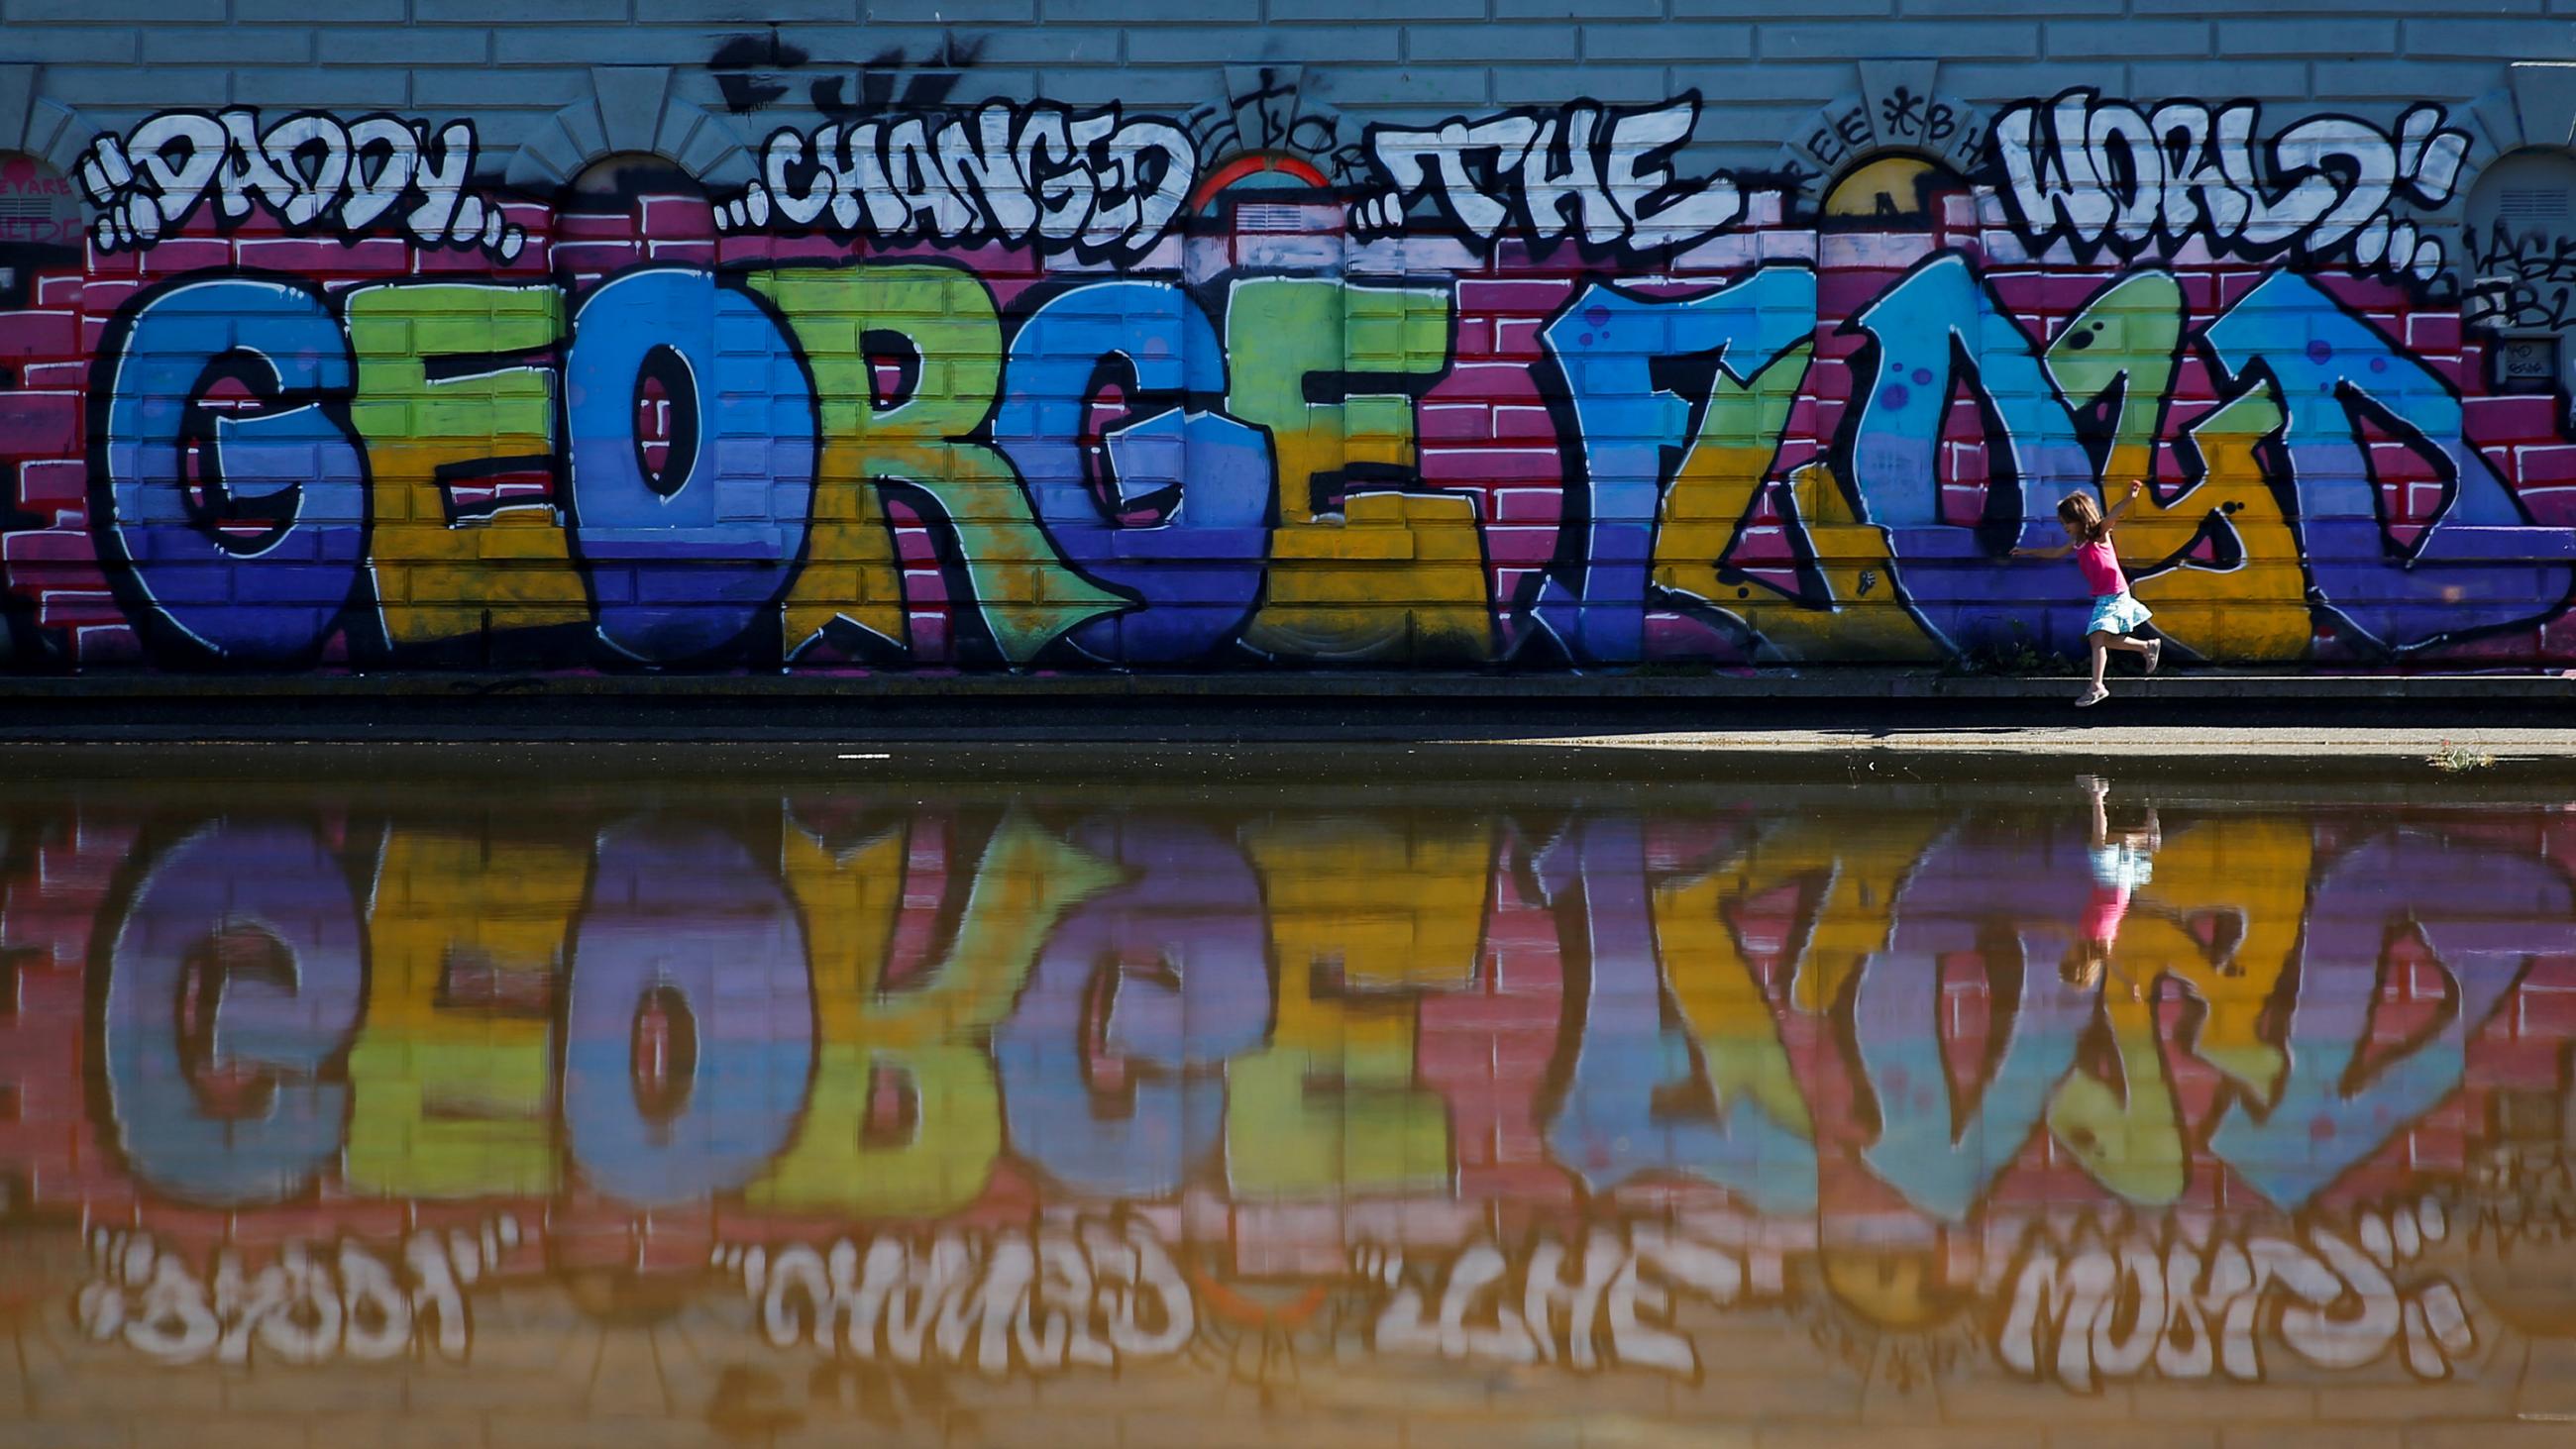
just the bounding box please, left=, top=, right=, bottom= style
left=2012, top=480, right=2162, bottom=706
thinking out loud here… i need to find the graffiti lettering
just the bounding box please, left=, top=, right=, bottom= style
left=2463, top=220, right=2576, bottom=332
left=720, top=1218, right=1193, bottom=1374
left=1992, top=91, right=2465, bottom=281
left=1360, top=1225, right=1765, bottom=1377
left=70, top=251, right=2575, bottom=672
left=19, top=799, right=2558, bottom=1229
left=719, top=102, right=1195, bottom=263
left=75, top=108, right=523, bottom=259
left=1997, top=1201, right=2475, bottom=1390
left=1350, top=95, right=1745, bottom=259
left=73, top=1220, right=522, bottom=1366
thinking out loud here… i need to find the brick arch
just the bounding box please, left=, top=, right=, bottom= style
left=2, top=65, right=105, bottom=182
left=1182, top=64, right=1367, bottom=194
left=2441, top=64, right=2576, bottom=273
left=2458, top=65, right=2576, bottom=189
left=501, top=65, right=760, bottom=197
left=1773, top=59, right=1993, bottom=222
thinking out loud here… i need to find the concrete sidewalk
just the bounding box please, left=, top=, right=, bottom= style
left=0, top=711, right=2570, bottom=778
left=0, top=669, right=2570, bottom=700
left=1475, top=726, right=2576, bottom=757
left=0, top=671, right=2570, bottom=761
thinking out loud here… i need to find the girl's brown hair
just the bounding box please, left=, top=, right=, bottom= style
left=2057, top=490, right=2107, bottom=544
left=2060, top=938, right=2112, bottom=988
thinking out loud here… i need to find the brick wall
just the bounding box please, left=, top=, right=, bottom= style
left=2, top=5, right=2575, bottom=675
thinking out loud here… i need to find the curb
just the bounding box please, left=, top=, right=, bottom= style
left=0, top=670, right=2568, bottom=701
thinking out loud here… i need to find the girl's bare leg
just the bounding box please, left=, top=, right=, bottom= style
left=2103, top=631, right=2159, bottom=674
left=2080, top=633, right=2111, bottom=703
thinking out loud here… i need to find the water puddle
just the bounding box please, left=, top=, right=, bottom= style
left=4, top=759, right=2574, bottom=1444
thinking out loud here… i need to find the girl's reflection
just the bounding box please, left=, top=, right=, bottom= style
left=2065, top=775, right=2160, bottom=997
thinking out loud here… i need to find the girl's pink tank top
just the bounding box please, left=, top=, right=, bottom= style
left=2082, top=882, right=2131, bottom=942
left=2074, top=538, right=2125, bottom=596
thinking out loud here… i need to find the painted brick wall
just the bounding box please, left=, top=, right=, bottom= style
left=4, top=5, right=2576, bottom=675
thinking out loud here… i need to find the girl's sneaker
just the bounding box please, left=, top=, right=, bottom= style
left=2142, top=639, right=2162, bottom=673
left=2075, top=684, right=2109, bottom=707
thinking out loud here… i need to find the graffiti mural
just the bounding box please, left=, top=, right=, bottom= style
left=7, top=771, right=2576, bottom=1440
left=0, top=74, right=2572, bottom=673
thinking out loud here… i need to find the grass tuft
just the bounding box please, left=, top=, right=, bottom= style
left=2429, top=740, right=2496, bottom=773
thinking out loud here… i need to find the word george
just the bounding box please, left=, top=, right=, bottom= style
left=716, top=101, right=1195, bottom=261
left=1350, top=95, right=1745, bottom=258
left=73, top=1219, right=522, bottom=1366
left=85, top=264, right=1437, bottom=670
left=1992, top=92, right=2466, bottom=280
left=75, top=108, right=523, bottom=259
left=1997, top=1200, right=2476, bottom=1389
left=1360, top=1224, right=1773, bottom=1377
left=720, top=1218, right=1194, bottom=1374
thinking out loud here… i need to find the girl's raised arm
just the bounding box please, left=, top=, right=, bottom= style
left=2101, top=479, right=2144, bottom=529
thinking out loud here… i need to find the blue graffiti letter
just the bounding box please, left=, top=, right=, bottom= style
left=1846, top=255, right=2108, bottom=654
left=99, top=278, right=368, bottom=665
left=995, top=280, right=1271, bottom=664
left=1536, top=267, right=1816, bottom=664
left=564, top=267, right=816, bottom=663
left=2201, top=270, right=2575, bottom=653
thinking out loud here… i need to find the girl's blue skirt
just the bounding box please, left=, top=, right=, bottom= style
left=2086, top=591, right=2153, bottom=637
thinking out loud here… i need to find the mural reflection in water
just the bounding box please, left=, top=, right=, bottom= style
left=6, top=774, right=2576, bottom=1441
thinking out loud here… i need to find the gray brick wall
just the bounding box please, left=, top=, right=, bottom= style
left=2, top=0, right=2560, bottom=173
